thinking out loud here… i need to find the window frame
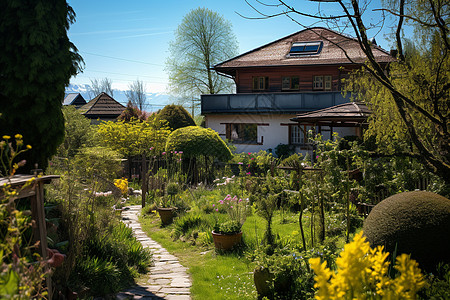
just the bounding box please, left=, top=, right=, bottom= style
left=226, top=123, right=258, bottom=144
left=252, top=76, right=269, bottom=91
left=289, top=124, right=312, bottom=146
left=282, top=76, right=300, bottom=90
left=313, top=75, right=332, bottom=90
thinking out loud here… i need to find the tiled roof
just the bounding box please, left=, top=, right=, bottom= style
left=79, top=92, right=125, bottom=118
left=215, top=27, right=395, bottom=73
left=63, top=93, right=86, bottom=106
left=291, top=102, right=371, bottom=124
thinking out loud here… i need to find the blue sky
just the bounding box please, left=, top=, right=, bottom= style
left=67, top=0, right=401, bottom=94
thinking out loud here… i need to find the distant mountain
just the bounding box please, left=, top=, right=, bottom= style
left=65, top=84, right=173, bottom=112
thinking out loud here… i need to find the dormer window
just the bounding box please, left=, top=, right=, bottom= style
left=288, top=41, right=323, bottom=56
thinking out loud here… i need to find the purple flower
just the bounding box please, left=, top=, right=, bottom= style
left=162, top=152, right=166, bottom=155
left=215, top=208, right=219, bottom=212
left=212, top=204, right=215, bottom=207
left=230, top=206, right=233, bottom=208
left=246, top=172, right=251, bottom=175
left=179, top=151, right=183, bottom=154
left=150, top=147, right=154, bottom=151
left=316, top=155, right=319, bottom=159
left=238, top=162, right=243, bottom=165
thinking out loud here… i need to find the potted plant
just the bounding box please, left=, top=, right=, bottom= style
left=212, top=194, right=249, bottom=251
left=157, top=182, right=178, bottom=225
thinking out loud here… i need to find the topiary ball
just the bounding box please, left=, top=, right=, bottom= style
left=363, top=191, right=450, bottom=272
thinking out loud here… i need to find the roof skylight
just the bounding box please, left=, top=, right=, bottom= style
left=288, top=41, right=323, bottom=56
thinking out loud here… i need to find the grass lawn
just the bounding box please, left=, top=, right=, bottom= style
left=139, top=213, right=257, bottom=299
left=139, top=207, right=350, bottom=299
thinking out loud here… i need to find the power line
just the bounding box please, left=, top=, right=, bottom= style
left=88, top=69, right=167, bottom=80
left=74, top=74, right=168, bottom=85
left=81, top=51, right=164, bottom=67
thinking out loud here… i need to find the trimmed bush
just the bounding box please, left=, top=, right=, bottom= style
left=155, top=104, right=195, bottom=131
left=363, top=191, right=450, bottom=271
left=165, top=126, right=232, bottom=162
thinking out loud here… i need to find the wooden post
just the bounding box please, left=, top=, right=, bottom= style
left=141, top=154, right=148, bottom=208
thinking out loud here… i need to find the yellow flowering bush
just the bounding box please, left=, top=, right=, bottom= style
left=309, top=232, right=427, bottom=300
left=114, top=178, right=128, bottom=197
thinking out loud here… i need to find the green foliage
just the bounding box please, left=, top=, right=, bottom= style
left=57, top=106, right=95, bottom=158
left=165, top=126, right=232, bottom=161
left=47, top=156, right=152, bottom=298
left=73, top=146, right=122, bottom=182
left=345, top=30, right=449, bottom=183
left=155, top=104, right=195, bottom=131
left=118, top=101, right=146, bottom=122
left=274, top=144, right=295, bottom=159
left=0, top=0, right=82, bottom=172
left=249, top=247, right=315, bottom=299
left=363, top=191, right=450, bottom=272
left=0, top=183, right=49, bottom=299
left=166, top=7, right=238, bottom=99
left=97, top=118, right=170, bottom=157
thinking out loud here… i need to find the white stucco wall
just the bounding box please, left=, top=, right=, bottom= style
left=204, top=114, right=359, bottom=155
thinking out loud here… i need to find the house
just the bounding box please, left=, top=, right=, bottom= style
left=201, top=27, right=395, bottom=154
left=78, top=92, right=126, bottom=124
left=63, top=93, right=87, bottom=108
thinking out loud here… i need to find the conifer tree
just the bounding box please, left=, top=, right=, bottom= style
left=0, top=0, right=82, bottom=172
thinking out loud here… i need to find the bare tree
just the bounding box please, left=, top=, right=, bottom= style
left=166, top=7, right=239, bottom=101
left=244, top=0, right=449, bottom=184
left=125, top=79, right=146, bottom=111
left=89, top=77, right=114, bottom=98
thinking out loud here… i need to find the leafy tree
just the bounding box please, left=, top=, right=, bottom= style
left=0, top=0, right=82, bottom=172
left=97, top=119, right=170, bottom=157
left=125, top=79, right=146, bottom=111
left=89, top=78, right=113, bottom=98
left=118, top=101, right=147, bottom=122
left=57, top=106, right=95, bottom=158
left=166, top=7, right=238, bottom=101
left=155, top=104, right=196, bottom=131
left=246, top=0, right=449, bottom=184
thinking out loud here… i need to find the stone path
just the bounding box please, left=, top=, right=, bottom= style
left=117, top=205, right=191, bottom=300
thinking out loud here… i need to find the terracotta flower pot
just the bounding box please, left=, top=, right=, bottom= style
left=211, top=230, right=242, bottom=251
left=157, top=207, right=175, bottom=225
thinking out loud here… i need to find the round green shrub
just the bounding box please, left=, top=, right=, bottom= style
left=363, top=191, right=450, bottom=271
left=155, top=104, right=195, bottom=131
left=165, top=126, right=232, bottom=161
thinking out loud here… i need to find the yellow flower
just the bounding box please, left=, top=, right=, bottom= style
left=3, top=135, right=11, bottom=140
left=15, top=134, right=23, bottom=139
left=309, top=231, right=427, bottom=300
left=26, top=145, right=32, bottom=149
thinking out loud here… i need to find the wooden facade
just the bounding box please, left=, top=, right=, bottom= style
left=235, top=65, right=358, bottom=93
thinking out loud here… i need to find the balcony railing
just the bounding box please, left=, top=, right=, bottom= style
left=201, top=91, right=350, bottom=114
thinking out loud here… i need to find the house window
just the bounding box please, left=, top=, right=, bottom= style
left=313, top=76, right=323, bottom=90
left=313, top=75, right=332, bottom=90
left=282, top=76, right=299, bottom=90
left=288, top=41, right=323, bottom=56
left=253, top=76, right=269, bottom=91
left=290, top=125, right=312, bottom=145
left=324, top=75, right=332, bottom=90
left=226, top=124, right=258, bottom=144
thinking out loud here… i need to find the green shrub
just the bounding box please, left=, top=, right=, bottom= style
left=165, top=126, right=232, bottom=161
left=155, top=104, right=195, bottom=131
left=363, top=191, right=450, bottom=272
left=57, top=106, right=95, bottom=158
left=73, top=146, right=122, bottom=181
left=274, top=144, right=294, bottom=159
left=173, top=213, right=211, bottom=240
left=71, top=256, right=121, bottom=296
